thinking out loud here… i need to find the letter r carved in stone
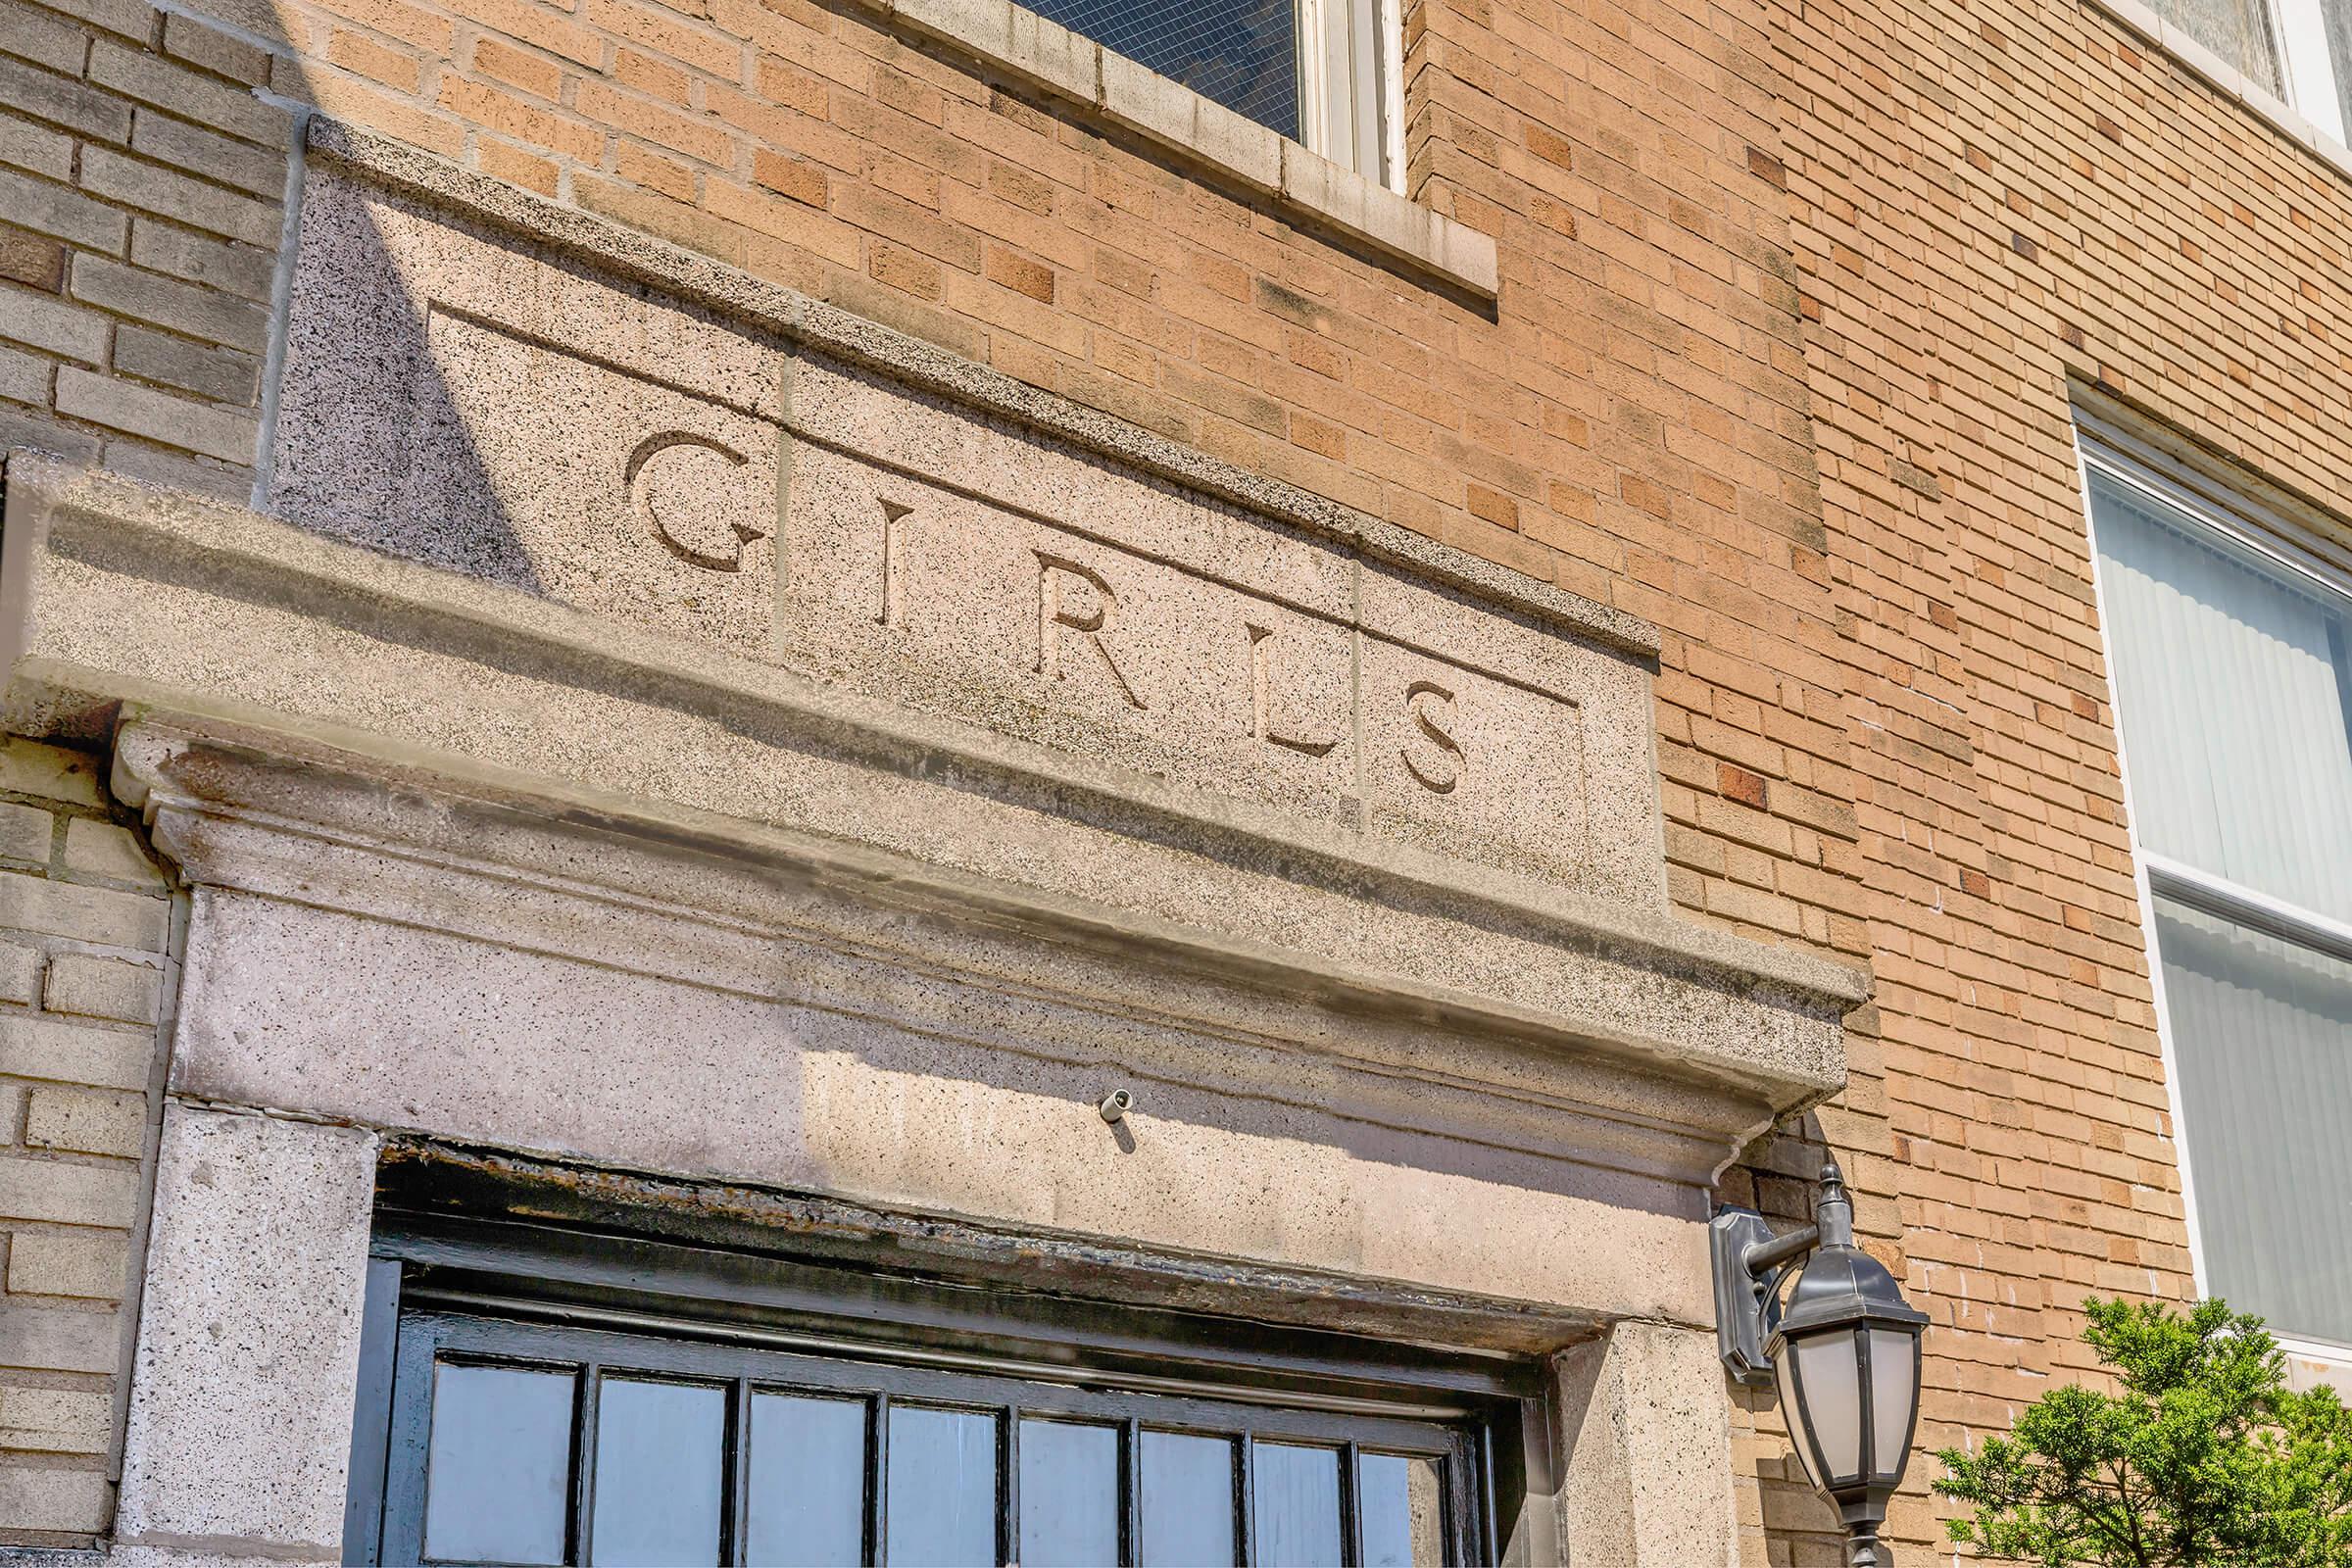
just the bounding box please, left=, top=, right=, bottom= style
left=626, top=431, right=764, bottom=572
left=1035, top=553, right=1147, bottom=710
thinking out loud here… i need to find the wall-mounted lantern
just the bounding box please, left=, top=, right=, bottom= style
left=1712, top=1158, right=1929, bottom=1568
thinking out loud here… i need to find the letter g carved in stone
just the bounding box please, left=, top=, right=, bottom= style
left=626, top=431, right=764, bottom=572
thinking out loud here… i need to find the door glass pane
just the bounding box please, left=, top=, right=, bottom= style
left=2156, top=897, right=2352, bottom=1345
left=1250, top=1441, right=1343, bottom=1568
left=591, top=1378, right=726, bottom=1566
left=1140, top=1430, right=1236, bottom=1568
left=1360, top=1452, right=1445, bottom=1567
left=423, top=1361, right=574, bottom=1565
left=1018, top=1419, right=1119, bottom=1568
left=886, top=1405, right=998, bottom=1568
left=747, top=1393, right=866, bottom=1568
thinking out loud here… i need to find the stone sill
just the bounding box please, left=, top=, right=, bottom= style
left=2086, top=0, right=2352, bottom=186
left=877, top=0, right=1498, bottom=301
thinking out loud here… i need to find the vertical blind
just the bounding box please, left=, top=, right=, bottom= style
left=2090, top=464, right=2352, bottom=1348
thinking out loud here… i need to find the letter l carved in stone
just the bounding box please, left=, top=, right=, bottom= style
left=1247, top=623, right=1340, bottom=757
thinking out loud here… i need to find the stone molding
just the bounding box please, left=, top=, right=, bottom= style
left=298, top=122, right=1625, bottom=656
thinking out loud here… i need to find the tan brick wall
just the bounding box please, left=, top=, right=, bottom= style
left=0, top=0, right=293, bottom=500
left=1760, top=0, right=2352, bottom=1556
left=13, top=0, right=2345, bottom=1550
left=0, top=738, right=172, bottom=1548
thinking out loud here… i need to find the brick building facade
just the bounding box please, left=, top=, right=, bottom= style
left=0, top=0, right=2342, bottom=1547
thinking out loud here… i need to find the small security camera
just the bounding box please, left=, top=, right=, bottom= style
left=1098, top=1089, right=1134, bottom=1124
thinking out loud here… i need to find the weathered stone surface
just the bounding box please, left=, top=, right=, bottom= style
left=116, top=1105, right=376, bottom=1553
left=1552, top=1321, right=1740, bottom=1566
left=271, top=171, right=787, bottom=658
left=270, top=171, right=1664, bottom=902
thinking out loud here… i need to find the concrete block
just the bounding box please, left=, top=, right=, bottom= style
left=0, top=1014, right=155, bottom=1089
left=128, top=108, right=288, bottom=199
left=43, top=954, right=163, bottom=1025
left=76, top=147, right=281, bottom=248
left=0, top=1462, right=109, bottom=1532
left=0, top=1385, right=111, bottom=1451
left=0, top=801, right=52, bottom=863
left=0, top=0, right=90, bottom=75
left=161, top=12, right=271, bottom=84
left=117, top=1107, right=377, bottom=1552
left=63, top=818, right=166, bottom=887
left=1004, top=6, right=1096, bottom=102
left=0, top=53, right=129, bottom=141
left=1099, top=47, right=1191, bottom=148
left=129, top=219, right=276, bottom=302
left=0, top=109, right=74, bottom=180
left=114, top=324, right=262, bottom=406
left=26, top=1084, right=147, bottom=1156
left=893, top=0, right=1010, bottom=59
left=0, top=166, right=127, bottom=253
left=0, top=869, right=168, bottom=950
left=1554, top=1322, right=1739, bottom=1565
left=0, top=1301, right=120, bottom=1373
left=0, top=739, right=104, bottom=807
left=0, top=285, right=109, bottom=364
left=1189, top=95, right=1281, bottom=190
left=55, top=367, right=262, bottom=464
left=0, top=941, right=42, bottom=1004
left=0, top=1152, right=140, bottom=1225
left=0, top=340, right=48, bottom=407
left=72, top=253, right=272, bottom=355
left=7, top=1227, right=130, bottom=1298
left=86, top=40, right=289, bottom=146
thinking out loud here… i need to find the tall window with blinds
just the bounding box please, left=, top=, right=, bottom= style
left=2086, top=449, right=2352, bottom=1357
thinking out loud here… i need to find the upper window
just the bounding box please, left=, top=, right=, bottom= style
left=2154, top=0, right=2352, bottom=146
left=2084, top=442, right=2352, bottom=1359
left=1024, top=0, right=1403, bottom=183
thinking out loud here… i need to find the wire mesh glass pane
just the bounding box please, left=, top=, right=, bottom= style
left=2149, top=0, right=2282, bottom=92
left=1022, top=0, right=1299, bottom=139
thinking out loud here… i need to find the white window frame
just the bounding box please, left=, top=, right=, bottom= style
left=2267, top=0, right=2349, bottom=144
left=1297, top=0, right=1408, bottom=189
left=2076, top=428, right=2352, bottom=1383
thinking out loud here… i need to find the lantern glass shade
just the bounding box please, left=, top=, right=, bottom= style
left=1773, top=1348, right=1825, bottom=1493
left=1869, top=1327, right=1920, bottom=1477
left=1791, top=1329, right=1866, bottom=1484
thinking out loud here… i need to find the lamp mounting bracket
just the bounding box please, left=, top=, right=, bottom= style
left=1710, top=1206, right=1818, bottom=1386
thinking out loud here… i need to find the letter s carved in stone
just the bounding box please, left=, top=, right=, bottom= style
left=626, top=431, right=763, bottom=572
left=1400, top=680, right=1464, bottom=795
